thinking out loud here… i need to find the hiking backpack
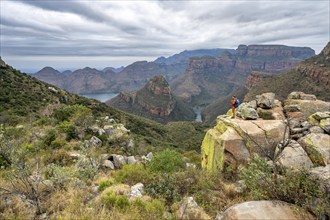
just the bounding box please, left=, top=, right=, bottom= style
left=234, top=99, right=240, bottom=108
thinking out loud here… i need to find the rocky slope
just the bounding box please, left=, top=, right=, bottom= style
left=172, top=44, right=315, bottom=105
left=244, top=41, right=330, bottom=102
left=201, top=91, right=330, bottom=217
left=107, top=75, right=195, bottom=123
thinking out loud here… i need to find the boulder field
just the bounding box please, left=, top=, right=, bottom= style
left=201, top=91, right=330, bottom=219
left=201, top=91, right=330, bottom=182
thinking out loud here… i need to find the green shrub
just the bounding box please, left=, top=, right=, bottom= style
left=114, top=196, right=130, bottom=210
left=148, top=149, right=185, bottom=173
left=145, top=174, right=181, bottom=205
left=113, top=164, right=151, bottom=185
left=98, top=179, right=114, bottom=192
left=45, top=164, right=76, bottom=189
left=101, top=190, right=129, bottom=210
left=101, top=191, right=117, bottom=207
left=144, top=199, right=166, bottom=218
left=183, top=150, right=201, bottom=166
left=43, top=129, right=57, bottom=147
left=239, top=156, right=330, bottom=218
left=57, top=121, right=77, bottom=141
left=44, top=149, right=73, bottom=166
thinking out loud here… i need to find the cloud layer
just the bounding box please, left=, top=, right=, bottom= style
left=1, top=0, right=329, bottom=71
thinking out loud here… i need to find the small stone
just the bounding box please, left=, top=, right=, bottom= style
left=146, top=152, right=153, bottom=161
left=102, top=160, right=115, bottom=169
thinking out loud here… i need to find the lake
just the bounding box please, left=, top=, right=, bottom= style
left=81, top=93, right=118, bottom=103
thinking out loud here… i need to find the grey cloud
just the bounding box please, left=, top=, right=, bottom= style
left=1, top=0, right=329, bottom=70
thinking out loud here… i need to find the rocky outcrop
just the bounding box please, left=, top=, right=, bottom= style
left=201, top=116, right=288, bottom=172
left=201, top=92, right=330, bottom=173
left=107, top=75, right=195, bottom=123
left=216, top=200, right=311, bottom=220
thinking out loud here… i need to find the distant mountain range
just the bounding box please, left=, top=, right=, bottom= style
left=32, top=48, right=234, bottom=94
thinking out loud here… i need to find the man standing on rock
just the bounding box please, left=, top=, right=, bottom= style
left=231, top=96, right=237, bottom=118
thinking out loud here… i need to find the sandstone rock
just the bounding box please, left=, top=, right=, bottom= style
left=299, top=133, right=330, bottom=166
left=129, top=183, right=144, bottom=198
left=175, top=197, right=211, bottom=220
left=102, top=160, right=115, bottom=169
left=69, top=153, right=83, bottom=160
left=310, top=112, right=330, bottom=121
left=247, top=100, right=257, bottom=109
left=309, top=126, right=325, bottom=134
left=127, top=156, right=137, bottom=165
left=288, top=91, right=316, bottom=100
left=216, top=200, right=310, bottom=220
left=112, top=154, right=127, bottom=168
left=320, top=118, right=330, bottom=134
left=257, top=107, right=285, bottom=120
left=88, top=136, right=102, bottom=148
left=310, top=165, right=330, bottom=187
left=236, top=103, right=259, bottom=120
left=202, top=117, right=288, bottom=172
left=256, top=93, right=275, bottom=109
left=276, top=140, right=313, bottom=170
left=284, top=99, right=330, bottom=120
left=146, top=152, right=153, bottom=161
left=283, top=105, right=301, bottom=112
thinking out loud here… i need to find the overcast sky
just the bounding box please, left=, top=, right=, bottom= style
left=1, top=0, right=329, bottom=72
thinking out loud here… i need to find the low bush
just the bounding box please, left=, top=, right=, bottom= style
left=113, top=164, right=151, bottom=185
left=148, top=149, right=185, bottom=173
left=98, top=179, right=114, bottom=192
left=239, top=156, right=330, bottom=218
left=145, top=174, right=181, bottom=205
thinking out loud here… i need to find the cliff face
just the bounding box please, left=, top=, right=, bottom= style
left=245, top=72, right=273, bottom=90
left=107, top=75, right=195, bottom=123
left=171, top=44, right=315, bottom=104
left=244, top=42, right=330, bottom=102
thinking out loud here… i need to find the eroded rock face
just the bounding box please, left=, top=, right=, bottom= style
left=216, top=200, right=310, bottom=220
left=201, top=116, right=288, bottom=172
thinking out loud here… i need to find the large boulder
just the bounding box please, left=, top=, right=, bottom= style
left=216, top=200, right=311, bottom=220
left=201, top=116, right=289, bottom=172
left=276, top=140, right=313, bottom=170
left=175, top=197, right=211, bottom=220
left=298, top=133, right=330, bottom=166
left=111, top=154, right=127, bottom=168
left=256, top=93, right=275, bottom=109
left=320, top=118, right=330, bottom=134
left=236, top=103, right=259, bottom=120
